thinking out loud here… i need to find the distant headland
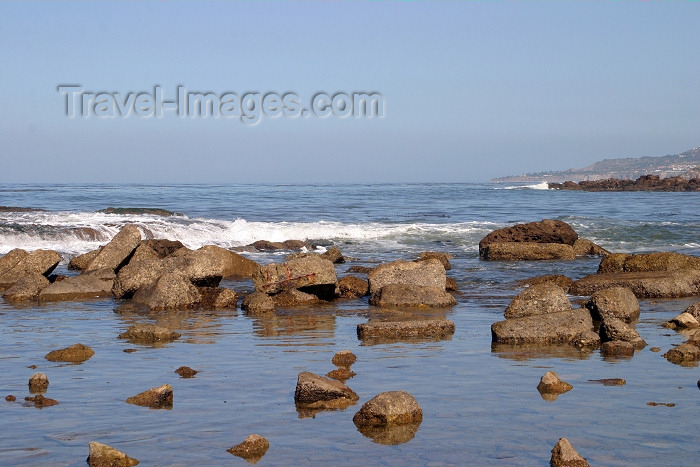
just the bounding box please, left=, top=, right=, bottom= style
left=548, top=174, right=700, bottom=192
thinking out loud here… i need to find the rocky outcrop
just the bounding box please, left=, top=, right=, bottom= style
left=491, top=309, right=596, bottom=346
left=357, top=319, right=455, bottom=342
left=550, top=437, right=589, bottom=467
left=2, top=272, right=50, bottom=301
left=125, top=384, right=173, bottom=409
left=368, top=259, right=446, bottom=295
left=85, top=224, right=141, bottom=272
left=504, top=283, right=571, bottom=319
left=570, top=270, right=700, bottom=298
left=253, top=256, right=337, bottom=298
left=0, top=249, right=61, bottom=290
left=352, top=391, right=423, bottom=427
left=549, top=174, right=700, bottom=192
left=599, top=318, right=646, bottom=349
left=45, top=343, right=95, bottom=363
left=294, top=371, right=359, bottom=410
left=481, top=242, right=576, bottom=261
left=585, top=287, right=640, bottom=323
left=87, top=441, right=139, bottom=467
left=369, top=283, right=457, bottom=308
left=227, top=434, right=270, bottom=462
left=118, top=323, right=181, bottom=344
left=479, top=219, right=578, bottom=258
left=598, top=252, right=700, bottom=274
left=572, top=238, right=610, bottom=256
left=39, top=268, right=115, bottom=301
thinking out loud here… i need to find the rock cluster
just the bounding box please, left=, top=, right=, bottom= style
left=549, top=174, right=700, bottom=192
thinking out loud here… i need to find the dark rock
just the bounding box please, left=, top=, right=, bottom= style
left=491, top=309, right=594, bottom=345
left=98, top=207, right=179, bottom=216
left=125, top=384, right=173, bottom=409
left=416, top=251, right=452, bottom=270
left=241, top=292, right=275, bottom=314
left=250, top=239, right=312, bottom=251
left=272, top=288, right=320, bottom=307
left=588, top=378, right=626, bottom=386
left=357, top=319, right=455, bottom=341
left=445, top=277, right=458, bottom=291
left=332, top=350, right=357, bottom=367
left=118, top=324, right=181, bottom=344
left=519, top=275, right=574, bottom=291
left=2, top=272, right=50, bottom=301
left=24, top=394, right=59, bottom=408
left=352, top=391, right=422, bottom=427
left=370, top=283, right=457, bottom=308
left=550, top=175, right=700, bottom=192
left=253, top=256, right=337, bottom=297
left=87, top=441, right=139, bottom=467
left=550, top=437, right=589, bottom=467
left=39, top=268, right=115, bottom=301
left=140, top=239, right=185, bottom=258
left=504, top=283, right=571, bottom=319
left=227, top=434, right=269, bottom=462
left=347, top=265, right=375, bottom=275
left=45, top=343, right=95, bottom=363
left=199, top=287, right=238, bottom=309
left=600, top=340, right=635, bottom=358
left=572, top=238, right=610, bottom=256
left=0, top=248, right=61, bottom=290
left=600, top=318, right=646, bottom=349
left=294, top=372, right=359, bottom=410
left=664, top=342, right=700, bottom=365
left=6, top=395, right=16, bottom=402
left=321, top=246, right=345, bottom=264
left=585, top=287, right=640, bottom=323
left=481, top=242, right=576, bottom=261
left=537, top=371, right=573, bottom=395
left=127, top=243, right=161, bottom=264
left=479, top=219, right=578, bottom=258
left=175, top=366, right=197, bottom=378
left=570, top=270, right=700, bottom=298
left=28, top=373, right=49, bottom=393
left=368, top=259, right=446, bottom=295
left=85, top=224, right=141, bottom=272
left=130, top=271, right=201, bottom=311
left=338, top=276, right=369, bottom=298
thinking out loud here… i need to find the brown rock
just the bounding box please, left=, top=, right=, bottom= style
left=6, top=395, right=16, bottom=402
left=479, top=219, right=578, bottom=257
left=68, top=248, right=101, bottom=271
left=85, top=224, right=141, bottom=272
left=573, top=238, right=610, bottom=257
left=589, top=378, right=626, bottom=386
left=130, top=271, right=201, bottom=311
left=370, top=284, right=457, bottom=308
left=199, top=287, right=238, bottom=309
left=357, top=319, right=455, bottom=341
left=0, top=248, right=61, bottom=289
left=537, top=371, right=573, bottom=395
left=332, top=350, right=357, bottom=367
left=481, top=242, right=576, bottom=261
left=241, top=292, right=275, bottom=314
left=352, top=391, right=423, bottom=427
left=118, top=323, right=181, bottom=344
left=445, top=277, right=458, bottom=291
left=600, top=318, right=646, bottom=349
left=491, top=309, right=594, bottom=345
left=175, top=366, right=197, bottom=378
left=504, top=283, right=571, bottom=319
left=196, top=245, right=260, bottom=278
left=125, top=384, right=173, bottom=409
left=664, top=342, right=700, bottom=365
left=569, top=270, right=700, bottom=298
left=24, top=394, right=59, bottom=407
left=326, top=368, right=356, bottom=381
left=600, top=340, right=635, bottom=358
left=519, top=274, right=574, bottom=291
left=45, top=343, right=95, bottom=363
left=321, top=246, right=345, bottom=264
left=338, top=276, right=369, bottom=298
left=2, top=272, right=50, bottom=301
left=665, top=312, right=700, bottom=329
left=39, top=268, right=115, bottom=301
left=140, top=239, right=185, bottom=258
left=127, top=243, right=161, bottom=264
left=87, top=441, right=139, bottom=467
left=227, top=434, right=269, bottom=462
left=416, top=251, right=452, bottom=270
left=598, top=252, right=700, bottom=273
left=294, top=372, right=359, bottom=410
left=28, top=372, right=49, bottom=393
left=347, top=265, right=374, bottom=275
left=550, top=437, right=589, bottom=467
left=355, top=422, right=421, bottom=445
left=685, top=301, right=700, bottom=320
left=585, top=287, right=640, bottom=323
left=368, top=259, right=446, bottom=295
left=253, top=256, right=337, bottom=298
left=272, top=288, right=320, bottom=307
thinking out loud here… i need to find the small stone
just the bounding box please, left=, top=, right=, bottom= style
left=123, top=349, right=138, bottom=353
left=588, top=378, right=626, bottom=386
left=87, top=441, right=139, bottom=467
left=227, top=434, right=270, bottom=462
left=45, top=343, right=95, bottom=363
left=28, top=372, right=49, bottom=393
left=650, top=347, right=661, bottom=352
left=550, top=437, right=589, bottom=467
left=6, top=395, right=16, bottom=402
left=647, top=401, right=675, bottom=407
left=125, top=384, right=173, bottom=409
left=175, top=366, right=198, bottom=378
left=537, top=371, right=573, bottom=396
left=332, top=350, right=357, bottom=367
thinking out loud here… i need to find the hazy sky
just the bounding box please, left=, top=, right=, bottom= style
left=1, top=1, right=698, bottom=183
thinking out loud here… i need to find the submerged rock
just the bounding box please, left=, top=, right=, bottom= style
left=352, top=391, right=423, bottom=427
left=118, top=323, right=181, bottom=344
left=45, top=343, right=95, bottom=363
left=504, top=283, right=571, bottom=319
left=357, top=319, right=455, bottom=342
left=550, top=437, right=589, bottom=467
left=294, top=372, right=359, bottom=410
left=227, top=434, right=270, bottom=463
left=125, top=384, right=173, bottom=409
left=175, top=366, right=198, bottom=378
left=24, top=394, right=59, bottom=408
left=28, top=372, right=49, bottom=393
left=87, top=441, right=139, bottom=467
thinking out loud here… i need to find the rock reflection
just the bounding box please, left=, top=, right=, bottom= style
left=250, top=310, right=336, bottom=342
left=491, top=342, right=594, bottom=361
left=356, top=422, right=421, bottom=445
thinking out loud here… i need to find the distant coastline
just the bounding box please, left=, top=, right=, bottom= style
left=548, top=174, right=700, bottom=192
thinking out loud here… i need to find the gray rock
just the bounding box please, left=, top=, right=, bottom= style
left=368, top=259, right=446, bottom=295
left=130, top=271, right=201, bottom=311
left=85, top=224, right=141, bottom=272
left=196, top=245, right=260, bottom=278
left=491, top=309, right=594, bottom=345
left=504, top=283, right=571, bottom=319
left=87, top=441, right=139, bottom=467
left=369, top=284, right=457, bottom=308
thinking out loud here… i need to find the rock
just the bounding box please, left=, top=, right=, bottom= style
left=125, top=384, right=173, bottom=409
left=665, top=312, right=700, bottom=330
left=352, top=391, right=423, bottom=427
left=481, top=242, right=576, bottom=261
left=196, top=245, right=260, bottom=278
left=550, top=174, right=700, bottom=192
left=598, top=252, right=700, bottom=273
left=38, top=268, right=115, bottom=301
left=491, top=309, right=595, bottom=345
left=2, top=272, right=50, bottom=301
left=0, top=249, right=61, bottom=289
left=445, top=277, right=458, bottom=291
left=664, top=342, right=700, bottom=365
left=241, top=292, right=275, bottom=314
left=45, top=343, right=95, bottom=363
left=87, top=441, right=139, bottom=467
left=68, top=248, right=101, bottom=271
left=130, top=271, right=202, bottom=311
left=504, top=283, right=571, bottom=319
left=321, top=246, right=345, bottom=264
left=6, top=395, right=16, bottom=401
left=600, top=318, right=646, bottom=349
left=569, top=270, right=700, bottom=298
left=140, top=239, right=185, bottom=258
left=600, top=340, right=635, bottom=358
left=227, top=434, right=269, bottom=462
left=249, top=239, right=313, bottom=251
left=685, top=302, right=700, bottom=320
left=519, top=275, right=574, bottom=291
left=28, top=373, right=49, bottom=393
left=337, top=276, right=369, bottom=298
left=85, top=224, right=141, bottom=272
left=537, top=371, right=573, bottom=395
left=572, top=238, right=610, bottom=256
left=24, top=394, right=59, bottom=407
left=357, top=319, right=455, bottom=342
left=368, top=259, right=446, bottom=295
left=199, top=287, right=238, bottom=309
left=127, top=243, right=161, bottom=264
left=332, top=350, right=357, bottom=367
left=550, top=438, right=589, bottom=467
left=416, top=251, right=452, bottom=270
left=370, top=284, right=457, bottom=308
left=326, top=368, right=356, bottom=381
left=175, top=366, right=197, bottom=378
left=479, top=219, right=578, bottom=258
left=253, top=256, right=337, bottom=298
left=589, top=378, right=626, bottom=386
left=347, top=265, right=374, bottom=275
left=272, top=288, right=320, bottom=307
left=118, top=324, right=181, bottom=344
left=294, top=372, right=359, bottom=410
left=585, top=287, right=640, bottom=323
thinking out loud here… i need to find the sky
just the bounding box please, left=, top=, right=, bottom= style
left=0, top=1, right=698, bottom=184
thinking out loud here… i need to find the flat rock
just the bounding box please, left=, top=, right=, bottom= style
left=491, top=309, right=595, bottom=345
left=85, top=224, right=141, bottom=272
left=357, top=319, right=455, bottom=342
left=504, top=283, right=571, bottom=319
left=39, top=268, right=115, bottom=301
left=569, top=270, right=700, bottom=298
left=598, top=252, right=700, bottom=273
left=368, top=259, right=446, bottom=295
left=2, top=272, right=50, bottom=301
left=550, top=438, right=589, bottom=467
left=585, top=287, right=640, bottom=323
left=118, top=323, right=181, bottom=344
left=294, top=371, right=359, bottom=410
left=370, top=284, right=457, bottom=308
left=125, top=384, right=173, bottom=409
left=481, top=242, right=576, bottom=261
left=253, top=256, right=337, bottom=298
left=479, top=219, right=578, bottom=258
left=352, top=391, right=423, bottom=427
left=227, top=434, right=269, bottom=462
left=45, top=343, right=95, bottom=363
left=87, top=441, right=139, bottom=467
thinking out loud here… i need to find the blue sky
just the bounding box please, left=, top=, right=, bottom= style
left=0, top=1, right=698, bottom=183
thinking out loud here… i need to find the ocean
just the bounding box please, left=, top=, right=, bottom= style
left=1, top=183, right=699, bottom=466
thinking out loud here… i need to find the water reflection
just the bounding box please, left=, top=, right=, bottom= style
left=250, top=309, right=336, bottom=344
left=491, top=342, right=594, bottom=361
left=355, top=422, right=421, bottom=445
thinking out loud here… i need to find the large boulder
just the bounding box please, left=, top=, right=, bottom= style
left=253, top=256, right=337, bottom=298
left=357, top=319, right=455, bottom=342
left=599, top=318, right=646, bottom=349
left=130, top=271, right=201, bottom=311
left=87, top=441, right=139, bottom=467
left=294, top=371, right=359, bottom=410
left=85, top=224, right=141, bottom=272
left=0, top=249, right=61, bottom=289
left=39, top=268, right=115, bottom=301
left=369, top=284, right=457, bottom=308
left=196, top=245, right=260, bottom=278
left=664, top=342, right=700, bottom=365
left=2, top=272, right=50, bottom=301
left=480, top=242, right=576, bottom=261
left=68, top=248, right=101, bottom=271
left=569, top=270, right=700, bottom=298
left=598, top=252, right=700, bottom=274
left=479, top=219, right=578, bottom=258
left=352, top=391, right=423, bottom=427
left=491, top=309, right=595, bottom=345
left=368, top=259, right=446, bottom=295
left=504, top=283, right=571, bottom=319
left=585, top=287, right=640, bottom=323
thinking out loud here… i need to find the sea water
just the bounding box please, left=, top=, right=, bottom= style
left=0, top=183, right=699, bottom=466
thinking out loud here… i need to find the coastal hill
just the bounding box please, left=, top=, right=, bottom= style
left=492, top=147, right=700, bottom=183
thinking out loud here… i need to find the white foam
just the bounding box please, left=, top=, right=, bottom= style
left=501, top=181, right=550, bottom=190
